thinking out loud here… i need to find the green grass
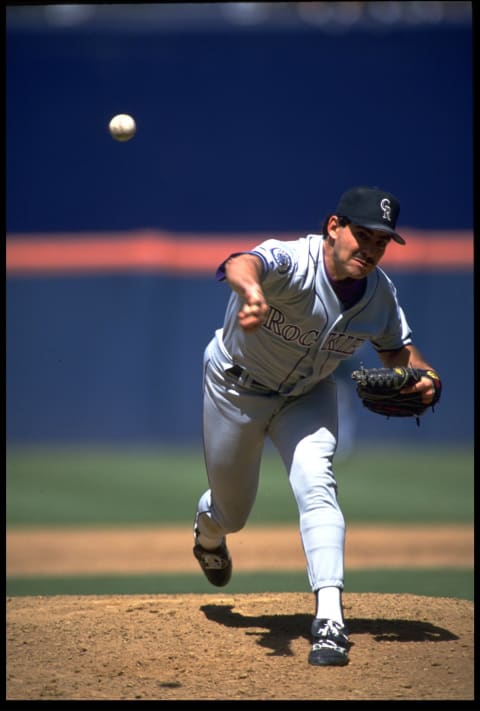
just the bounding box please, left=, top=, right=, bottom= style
left=6, top=569, right=473, bottom=601
left=7, top=444, right=473, bottom=601
left=335, top=444, right=474, bottom=522
left=6, top=443, right=473, bottom=526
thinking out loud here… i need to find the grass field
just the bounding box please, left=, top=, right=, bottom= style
left=6, top=443, right=474, bottom=526
left=6, top=569, right=473, bottom=600
left=6, top=443, right=474, bottom=599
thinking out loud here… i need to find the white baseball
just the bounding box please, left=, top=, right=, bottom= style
left=108, top=114, right=136, bottom=142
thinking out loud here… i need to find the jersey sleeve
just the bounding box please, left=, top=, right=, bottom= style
left=370, top=274, right=413, bottom=351
left=215, top=239, right=297, bottom=283
left=251, top=239, right=297, bottom=277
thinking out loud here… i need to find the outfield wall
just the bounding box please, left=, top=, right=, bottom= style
left=6, top=257, right=473, bottom=445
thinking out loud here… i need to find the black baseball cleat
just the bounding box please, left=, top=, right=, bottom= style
left=193, top=538, right=232, bottom=587
left=308, top=618, right=350, bottom=666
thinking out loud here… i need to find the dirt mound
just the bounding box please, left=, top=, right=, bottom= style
left=6, top=592, right=473, bottom=701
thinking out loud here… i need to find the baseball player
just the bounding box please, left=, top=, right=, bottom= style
left=192, top=186, right=441, bottom=666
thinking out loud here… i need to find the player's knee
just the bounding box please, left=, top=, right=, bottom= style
left=289, top=454, right=339, bottom=513
left=197, top=508, right=247, bottom=536
left=216, top=512, right=248, bottom=534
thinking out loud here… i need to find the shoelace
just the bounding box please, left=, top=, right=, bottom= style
left=313, top=620, right=349, bottom=649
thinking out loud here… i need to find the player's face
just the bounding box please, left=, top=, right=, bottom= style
left=330, top=221, right=391, bottom=279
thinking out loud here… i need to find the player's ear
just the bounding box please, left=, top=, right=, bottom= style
left=327, top=216, right=340, bottom=242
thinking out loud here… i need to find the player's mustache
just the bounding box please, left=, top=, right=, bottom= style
left=353, top=252, right=375, bottom=266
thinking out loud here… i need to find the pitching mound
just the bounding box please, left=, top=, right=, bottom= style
left=7, top=592, right=473, bottom=701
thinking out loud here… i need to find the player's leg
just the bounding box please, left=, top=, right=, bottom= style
left=194, top=348, right=278, bottom=581
left=269, top=376, right=344, bottom=591
left=195, top=363, right=264, bottom=541
left=268, top=377, right=350, bottom=664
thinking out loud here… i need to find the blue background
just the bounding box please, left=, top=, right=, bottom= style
left=6, top=14, right=473, bottom=445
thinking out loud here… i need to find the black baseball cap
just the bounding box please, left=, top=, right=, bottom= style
left=335, top=186, right=405, bottom=245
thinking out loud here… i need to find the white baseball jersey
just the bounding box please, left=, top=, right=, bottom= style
left=213, top=234, right=412, bottom=396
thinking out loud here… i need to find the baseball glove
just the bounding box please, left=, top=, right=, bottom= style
left=351, top=366, right=442, bottom=424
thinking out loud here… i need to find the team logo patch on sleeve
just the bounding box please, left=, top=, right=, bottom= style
left=271, top=247, right=292, bottom=274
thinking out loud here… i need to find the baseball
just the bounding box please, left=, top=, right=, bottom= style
left=108, top=113, right=136, bottom=141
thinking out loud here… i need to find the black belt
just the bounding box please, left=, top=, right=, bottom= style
left=225, top=365, right=275, bottom=392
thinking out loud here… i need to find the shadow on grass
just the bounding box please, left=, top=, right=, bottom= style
left=200, top=604, right=459, bottom=657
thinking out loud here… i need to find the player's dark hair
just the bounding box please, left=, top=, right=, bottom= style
left=322, top=215, right=350, bottom=238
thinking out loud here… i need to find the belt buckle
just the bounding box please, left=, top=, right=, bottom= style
left=226, top=365, right=242, bottom=379
left=227, top=365, right=274, bottom=393
left=226, top=365, right=247, bottom=385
